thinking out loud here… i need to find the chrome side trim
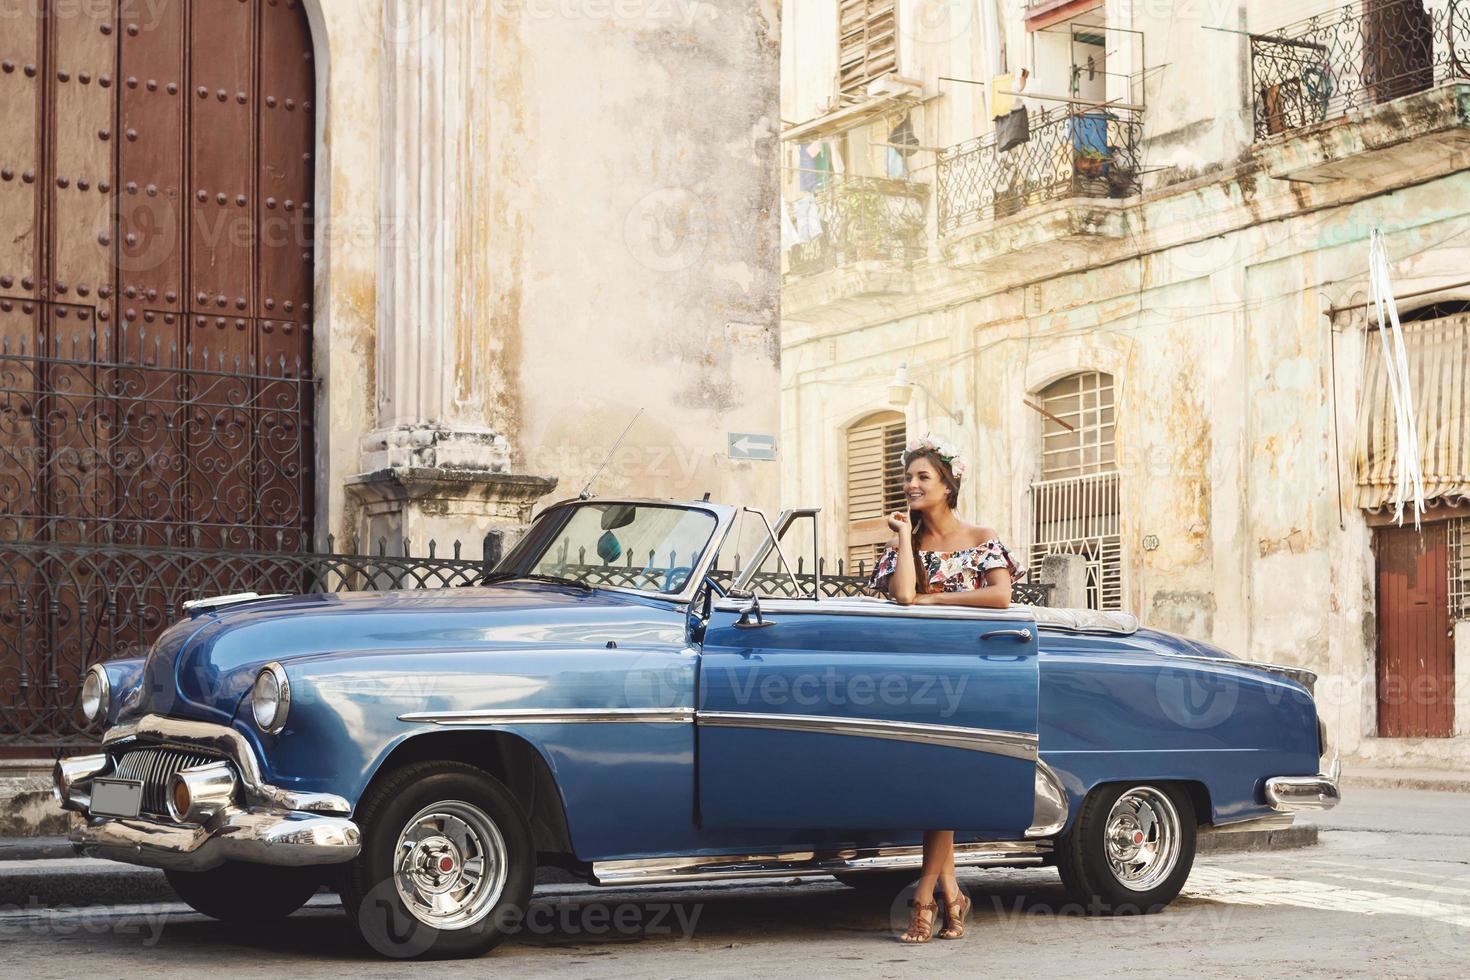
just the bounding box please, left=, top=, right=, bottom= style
left=399, top=707, right=696, bottom=726
left=695, top=710, right=1038, bottom=762
left=592, top=840, right=1049, bottom=885
left=711, top=596, right=1038, bottom=623
left=73, top=806, right=361, bottom=872
left=1265, top=755, right=1342, bottom=812
left=1025, top=760, right=1068, bottom=837
left=102, top=715, right=351, bottom=815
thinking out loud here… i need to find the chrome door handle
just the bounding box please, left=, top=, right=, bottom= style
left=981, top=628, right=1032, bottom=643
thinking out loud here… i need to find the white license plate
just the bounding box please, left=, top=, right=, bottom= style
left=90, top=777, right=143, bottom=818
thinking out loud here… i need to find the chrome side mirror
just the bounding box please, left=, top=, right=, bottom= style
left=734, top=594, right=775, bottom=629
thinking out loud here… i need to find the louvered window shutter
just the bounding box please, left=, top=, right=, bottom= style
left=838, top=0, right=898, bottom=97
left=846, top=414, right=906, bottom=572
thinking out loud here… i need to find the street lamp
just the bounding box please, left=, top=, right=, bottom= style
left=887, top=361, right=963, bottom=423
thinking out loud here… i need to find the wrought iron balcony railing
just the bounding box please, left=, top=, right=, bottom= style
left=936, top=106, right=1142, bottom=235
left=786, top=175, right=929, bottom=277
left=1251, top=0, right=1470, bottom=140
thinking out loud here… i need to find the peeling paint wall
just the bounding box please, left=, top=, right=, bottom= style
left=306, top=0, right=781, bottom=550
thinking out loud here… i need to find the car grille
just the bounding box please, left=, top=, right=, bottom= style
left=112, top=747, right=223, bottom=816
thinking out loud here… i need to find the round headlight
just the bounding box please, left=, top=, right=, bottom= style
left=80, top=665, right=109, bottom=723
left=251, top=663, right=291, bottom=734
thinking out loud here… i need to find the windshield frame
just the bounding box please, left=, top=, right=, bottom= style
left=493, top=498, right=738, bottom=604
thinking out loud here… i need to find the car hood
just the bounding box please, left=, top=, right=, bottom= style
left=124, top=584, right=687, bottom=725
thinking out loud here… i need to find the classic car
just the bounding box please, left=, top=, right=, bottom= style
left=55, top=497, right=1340, bottom=957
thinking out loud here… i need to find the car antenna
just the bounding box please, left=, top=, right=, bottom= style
left=578, top=408, right=644, bottom=500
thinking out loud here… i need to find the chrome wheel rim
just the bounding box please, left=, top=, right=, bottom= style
left=393, top=800, right=508, bottom=930
left=1103, top=786, right=1181, bottom=892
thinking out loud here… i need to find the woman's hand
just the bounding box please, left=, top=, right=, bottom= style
left=885, top=510, right=910, bottom=534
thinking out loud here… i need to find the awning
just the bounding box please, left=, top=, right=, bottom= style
left=1354, top=313, right=1470, bottom=511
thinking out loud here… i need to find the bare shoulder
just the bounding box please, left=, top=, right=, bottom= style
left=967, top=524, right=1001, bottom=547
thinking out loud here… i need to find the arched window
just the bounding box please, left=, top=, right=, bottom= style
left=1030, top=372, right=1121, bottom=609
left=845, top=411, right=906, bottom=574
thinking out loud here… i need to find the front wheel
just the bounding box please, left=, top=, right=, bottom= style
left=1055, top=782, right=1196, bottom=914
left=164, top=862, right=321, bottom=921
left=339, top=761, right=535, bottom=959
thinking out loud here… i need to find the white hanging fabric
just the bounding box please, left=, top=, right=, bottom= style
left=1367, top=228, right=1426, bottom=527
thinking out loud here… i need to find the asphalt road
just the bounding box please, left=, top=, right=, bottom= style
left=1, top=789, right=1465, bottom=978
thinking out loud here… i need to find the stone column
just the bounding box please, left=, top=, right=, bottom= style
left=348, top=0, right=554, bottom=557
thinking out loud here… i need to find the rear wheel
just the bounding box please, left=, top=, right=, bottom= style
left=165, top=862, right=321, bottom=921
left=339, top=761, right=535, bottom=959
left=1056, top=782, right=1196, bottom=914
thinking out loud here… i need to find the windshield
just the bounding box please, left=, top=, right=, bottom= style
left=500, top=503, right=720, bottom=596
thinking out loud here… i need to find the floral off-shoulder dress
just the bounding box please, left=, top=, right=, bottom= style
left=867, top=538, right=1023, bottom=594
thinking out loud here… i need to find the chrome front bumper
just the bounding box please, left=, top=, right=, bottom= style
left=1265, top=756, right=1342, bottom=812
left=58, top=715, right=361, bottom=872
left=73, top=807, right=360, bottom=871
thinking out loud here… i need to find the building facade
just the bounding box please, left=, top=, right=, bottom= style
left=780, top=0, right=1470, bottom=770
left=0, top=0, right=778, bottom=786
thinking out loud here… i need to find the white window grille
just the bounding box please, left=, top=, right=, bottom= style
left=1029, top=372, right=1122, bottom=609
left=1451, top=517, right=1470, bottom=621
left=838, top=0, right=897, bottom=96
left=845, top=412, right=906, bottom=574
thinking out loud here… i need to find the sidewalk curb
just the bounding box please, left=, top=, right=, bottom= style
left=1198, top=825, right=1318, bottom=855
left=1344, top=775, right=1470, bottom=794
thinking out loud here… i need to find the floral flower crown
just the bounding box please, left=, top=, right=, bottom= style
left=903, top=434, right=967, bottom=479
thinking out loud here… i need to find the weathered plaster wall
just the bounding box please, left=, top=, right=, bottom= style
left=306, top=0, right=781, bottom=554
left=511, top=1, right=782, bottom=510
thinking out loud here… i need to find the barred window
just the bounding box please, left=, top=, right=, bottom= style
left=1451, top=517, right=1470, bottom=621
left=1030, top=372, right=1122, bottom=609
left=838, top=0, right=897, bottom=96
left=845, top=412, right=906, bottom=573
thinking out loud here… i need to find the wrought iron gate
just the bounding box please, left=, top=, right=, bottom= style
left=0, top=0, right=321, bottom=748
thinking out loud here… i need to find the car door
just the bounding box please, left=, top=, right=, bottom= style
left=695, top=597, right=1040, bottom=836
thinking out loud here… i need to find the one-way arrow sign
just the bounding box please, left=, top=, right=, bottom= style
left=727, top=432, right=777, bottom=461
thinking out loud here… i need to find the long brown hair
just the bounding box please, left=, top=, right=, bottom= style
left=903, top=449, right=962, bottom=594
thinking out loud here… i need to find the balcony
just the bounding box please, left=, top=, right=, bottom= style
left=786, top=175, right=928, bottom=277
left=935, top=106, right=1141, bottom=274
left=782, top=176, right=929, bottom=314
left=1251, top=0, right=1468, bottom=138
left=1250, top=0, right=1470, bottom=182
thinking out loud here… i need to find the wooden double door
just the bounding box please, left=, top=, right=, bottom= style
left=1374, top=523, right=1456, bottom=738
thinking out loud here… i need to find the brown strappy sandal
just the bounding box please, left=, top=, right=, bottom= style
left=938, top=892, right=971, bottom=940
left=899, top=899, right=939, bottom=943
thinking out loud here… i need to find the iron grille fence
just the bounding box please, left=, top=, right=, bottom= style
left=0, top=324, right=315, bottom=549
left=1250, top=0, right=1470, bottom=141
left=936, top=106, right=1142, bottom=234
left=1029, top=470, right=1122, bottom=610
left=787, top=175, right=929, bottom=277
left=0, top=534, right=490, bottom=748
left=5, top=539, right=1056, bottom=749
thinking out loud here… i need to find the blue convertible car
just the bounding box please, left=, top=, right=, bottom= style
left=55, top=498, right=1339, bottom=957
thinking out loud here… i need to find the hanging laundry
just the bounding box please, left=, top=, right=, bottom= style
left=790, top=195, right=824, bottom=244
left=780, top=199, right=802, bottom=251
left=990, top=72, right=1014, bottom=118
left=886, top=146, right=907, bottom=178
left=798, top=143, right=832, bottom=192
